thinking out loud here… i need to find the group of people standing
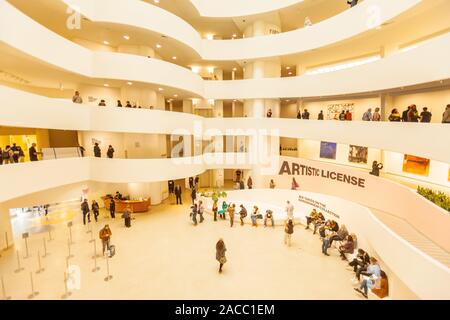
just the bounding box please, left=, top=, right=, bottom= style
left=93, top=143, right=115, bottom=158
left=0, top=143, right=41, bottom=164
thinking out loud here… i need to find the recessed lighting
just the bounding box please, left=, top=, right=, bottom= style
left=127, top=82, right=133, bottom=85
left=103, top=84, right=109, bottom=87
left=286, top=66, right=291, bottom=70
left=173, top=94, right=178, bottom=97
left=233, top=99, right=237, bottom=102
left=123, top=35, right=130, bottom=40
left=206, top=34, right=214, bottom=40
left=232, top=67, right=237, bottom=71
left=103, top=41, right=109, bottom=45
left=232, top=34, right=237, bottom=38
left=154, top=0, right=160, bottom=3
left=288, top=72, right=293, bottom=75
left=191, top=66, right=200, bottom=73
left=158, top=88, right=164, bottom=91
left=156, top=44, right=162, bottom=49
left=172, top=56, right=177, bottom=60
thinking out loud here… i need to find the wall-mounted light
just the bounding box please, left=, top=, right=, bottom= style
left=191, top=66, right=200, bottom=73
left=127, top=82, right=133, bottom=85
left=206, top=34, right=214, bottom=40
left=156, top=44, right=162, bottom=49
left=123, top=35, right=130, bottom=40
left=103, top=41, right=110, bottom=45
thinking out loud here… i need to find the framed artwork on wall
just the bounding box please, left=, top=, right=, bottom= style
left=402, top=155, right=430, bottom=176
left=320, top=141, right=337, bottom=160
left=348, top=145, right=368, bottom=164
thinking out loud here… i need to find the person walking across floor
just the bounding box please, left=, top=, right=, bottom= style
left=190, top=203, right=198, bottom=226
left=122, top=206, right=132, bottom=228
left=284, top=219, right=294, bottom=246
left=175, top=185, right=182, bottom=205
left=81, top=199, right=90, bottom=225
left=285, top=201, right=294, bottom=220
left=198, top=200, right=205, bottom=223
left=91, top=200, right=100, bottom=222
left=109, top=197, right=116, bottom=218
left=228, top=204, right=236, bottom=227
left=212, top=200, right=218, bottom=221
left=99, top=224, right=112, bottom=255
left=239, top=204, right=247, bottom=226
left=247, top=176, right=253, bottom=189
left=264, top=210, right=275, bottom=228
left=216, top=239, right=227, bottom=274
left=191, top=187, right=197, bottom=205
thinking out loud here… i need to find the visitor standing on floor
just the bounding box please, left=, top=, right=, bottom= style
left=72, top=91, right=83, bottom=103
left=175, top=185, right=182, bottom=205
left=93, top=143, right=101, bottom=158
left=91, top=200, right=100, bottom=222
left=168, top=180, right=175, bottom=195
left=212, top=200, right=218, bottom=221
left=318, top=110, right=324, bottom=120
left=285, top=201, right=294, bottom=220
left=81, top=199, right=90, bottom=225
left=420, top=107, right=432, bottom=123
left=109, top=197, right=116, bottom=218
left=228, top=204, right=236, bottom=227
left=198, top=200, right=205, bottom=223
left=284, top=219, right=294, bottom=246
left=29, top=143, right=41, bottom=161
left=251, top=206, right=259, bottom=227
left=190, top=203, right=198, bottom=226
left=247, top=176, right=253, bottom=189
left=107, top=145, right=115, bottom=158
left=369, top=161, right=383, bottom=177
left=442, top=104, right=450, bottom=123
left=216, top=239, right=227, bottom=274
left=99, top=224, right=112, bottom=255
left=239, top=204, right=247, bottom=226
left=188, top=176, right=194, bottom=189
left=362, top=108, right=372, bottom=121
left=191, top=187, right=197, bottom=205
left=194, top=176, right=199, bottom=190
left=264, top=210, right=275, bottom=228
left=122, top=206, right=132, bottom=228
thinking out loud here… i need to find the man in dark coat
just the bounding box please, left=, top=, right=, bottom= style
left=174, top=185, right=182, bottom=205
left=109, top=198, right=116, bottom=218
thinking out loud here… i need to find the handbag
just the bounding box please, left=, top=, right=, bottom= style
left=256, top=214, right=263, bottom=219
left=219, top=256, right=227, bottom=264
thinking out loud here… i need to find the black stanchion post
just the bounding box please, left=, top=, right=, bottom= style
left=1, top=275, right=11, bottom=300
left=61, top=271, right=72, bottom=299
left=92, top=239, right=100, bottom=272
left=27, top=272, right=39, bottom=299
left=14, top=250, right=24, bottom=273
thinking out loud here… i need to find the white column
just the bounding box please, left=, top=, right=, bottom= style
left=0, top=203, right=14, bottom=250
left=182, top=99, right=193, bottom=114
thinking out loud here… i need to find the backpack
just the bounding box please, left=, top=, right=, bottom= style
left=108, top=245, right=116, bottom=258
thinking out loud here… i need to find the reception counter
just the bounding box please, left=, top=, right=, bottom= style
left=102, top=197, right=151, bottom=213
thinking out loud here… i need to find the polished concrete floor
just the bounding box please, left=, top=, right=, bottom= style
left=0, top=194, right=364, bottom=300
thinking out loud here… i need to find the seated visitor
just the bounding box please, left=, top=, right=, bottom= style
left=322, top=224, right=349, bottom=255
left=98, top=99, right=106, bottom=106
left=239, top=204, right=247, bottom=226
left=117, top=100, right=122, bottom=107
left=338, top=235, right=355, bottom=260
left=125, top=101, right=132, bottom=108
left=348, top=248, right=371, bottom=274
left=388, top=108, right=401, bottom=122
left=72, top=91, right=83, bottom=104
left=420, top=107, right=432, bottom=123
left=264, top=210, right=275, bottom=228
left=312, top=212, right=325, bottom=234
left=305, top=209, right=318, bottom=229
left=371, top=270, right=389, bottom=299
left=266, top=109, right=272, bottom=118
left=296, top=110, right=302, bottom=119
left=251, top=206, right=259, bottom=227
left=354, top=256, right=381, bottom=284
left=339, top=110, right=346, bottom=121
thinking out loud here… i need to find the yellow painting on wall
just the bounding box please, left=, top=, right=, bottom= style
left=402, top=155, right=430, bottom=176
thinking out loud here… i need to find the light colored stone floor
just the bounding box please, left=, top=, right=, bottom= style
left=0, top=195, right=364, bottom=300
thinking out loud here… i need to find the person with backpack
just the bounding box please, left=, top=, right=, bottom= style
left=239, top=204, right=247, bottom=226
left=216, top=239, right=227, bottom=274
left=122, top=206, right=132, bottom=228
left=91, top=200, right=100, bottom=222
left=81, top=199, right=90, bottom=225
left=284, top=219, right=294, bottom=246
left=99, top=225, right=112, bottom=255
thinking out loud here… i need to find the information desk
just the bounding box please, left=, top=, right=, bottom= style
left=102, top=197, right=150, bottom=213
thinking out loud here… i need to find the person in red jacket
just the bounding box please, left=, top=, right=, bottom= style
left=345, top=110, right=352, bottom=121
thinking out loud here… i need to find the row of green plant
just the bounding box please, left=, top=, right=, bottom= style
left=199, top=188, right=227, bottom=202
left=417, top=186, right=450, bottom=212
